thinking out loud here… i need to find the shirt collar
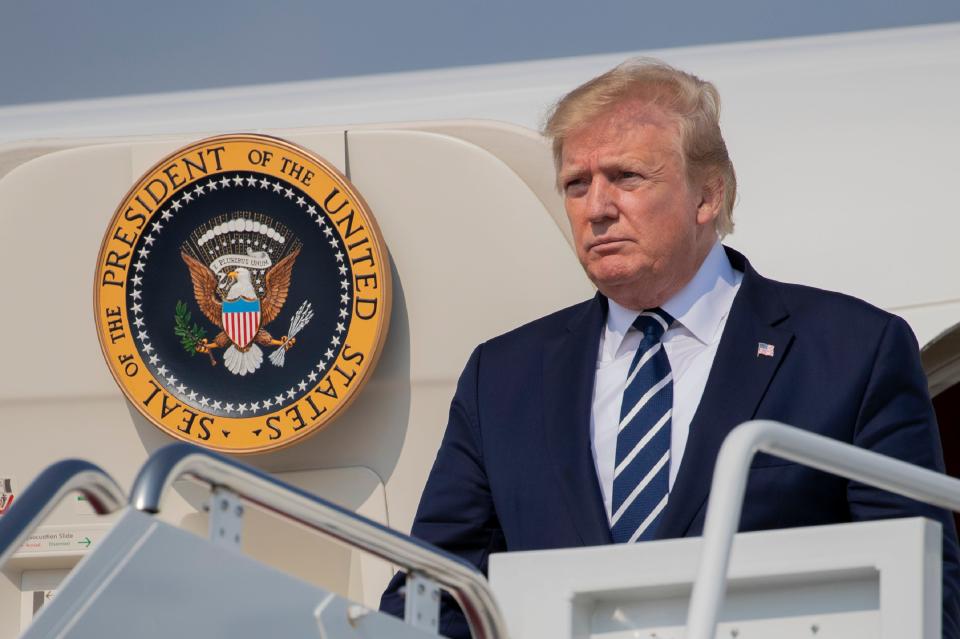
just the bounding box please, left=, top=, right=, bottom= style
left=602, top=241, right=741, bottom=357
left=602, top=298, right=641, bottom=360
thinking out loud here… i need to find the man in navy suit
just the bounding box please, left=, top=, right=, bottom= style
left=381, top=59, right=960, bottom=637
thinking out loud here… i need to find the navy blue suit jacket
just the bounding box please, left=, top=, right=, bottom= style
left=382, top=248, right=960, bottom=638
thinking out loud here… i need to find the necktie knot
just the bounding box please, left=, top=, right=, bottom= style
left=631, top=308, right=673, bottom=342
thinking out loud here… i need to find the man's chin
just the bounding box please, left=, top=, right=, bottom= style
left=585, top=258, right=643, bottom=287
left=588, top=270, right=642, bottom=296
left=585, top=263, right=667, bottom=307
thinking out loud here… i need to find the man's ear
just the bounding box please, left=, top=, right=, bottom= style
left=696, top=172, right=724, bottom=226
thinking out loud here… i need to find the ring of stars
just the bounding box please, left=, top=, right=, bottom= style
left=126, top=173, right=353, bottom=422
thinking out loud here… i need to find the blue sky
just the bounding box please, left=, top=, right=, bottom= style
left=2, top=0, right=959, bottom=105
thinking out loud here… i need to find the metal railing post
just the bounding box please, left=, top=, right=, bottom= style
left=687, top=420, right=960, bottom=639
left=129, top=443, right=509, bottom=639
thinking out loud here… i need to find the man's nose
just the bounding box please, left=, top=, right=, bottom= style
left=585, top=178, right=618, bottom=223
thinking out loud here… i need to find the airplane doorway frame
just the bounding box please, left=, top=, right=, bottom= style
left=923, top=322, right=960, bottom=533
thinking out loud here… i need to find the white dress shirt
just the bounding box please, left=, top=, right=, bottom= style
left=590, top=241, right=744, bottom=521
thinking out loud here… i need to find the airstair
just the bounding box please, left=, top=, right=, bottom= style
left=2, top=420, right=959, bottom=639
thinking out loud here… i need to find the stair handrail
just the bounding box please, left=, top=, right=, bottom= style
left=687, top=419, right=960, bottom=639
left=129, top=442, right=509, bottom=639
left=0, top=460, right=126, bottom=568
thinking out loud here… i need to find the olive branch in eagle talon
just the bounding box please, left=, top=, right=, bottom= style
left=179, top=247, right=301, bottom=376
left=174, top=300, right=213, bottom=363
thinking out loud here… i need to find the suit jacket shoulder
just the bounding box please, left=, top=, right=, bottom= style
left=775, top=278, right=903, bottom=339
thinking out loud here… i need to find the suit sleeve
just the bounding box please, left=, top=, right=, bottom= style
left=848, top=315, right=960, bottom=638
left=380, top=345, right=505, bottom=639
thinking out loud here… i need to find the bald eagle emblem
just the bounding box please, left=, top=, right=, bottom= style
left=177, top=213, right=313, bottom=376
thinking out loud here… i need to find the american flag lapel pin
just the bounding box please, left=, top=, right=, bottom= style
left=757, top=342, right=775, bottom=358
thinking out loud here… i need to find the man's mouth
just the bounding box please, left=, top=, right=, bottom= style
left=588, top=238, right=629, bottom=251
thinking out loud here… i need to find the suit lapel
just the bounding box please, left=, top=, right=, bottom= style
left=654, top=248, right=794, bottom=539
left=542, top=294, right=613, bottom=546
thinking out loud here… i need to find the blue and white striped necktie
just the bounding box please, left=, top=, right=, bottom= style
left=610, top=308, right=674, bottom=543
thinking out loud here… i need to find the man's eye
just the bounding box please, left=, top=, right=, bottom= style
left=619, top=171, right=642, bottom=181
left=564, top=179, right=587, bottom=195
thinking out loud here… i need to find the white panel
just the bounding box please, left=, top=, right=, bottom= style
left=346, top=128, right=591, bottom=380
left=490, top=518, right=939, bottom=639
left=347, top=120, right=571, bottom=246
left=714, top=54, right=959, bottom=310
left=0, top=145, right=134, bottom=401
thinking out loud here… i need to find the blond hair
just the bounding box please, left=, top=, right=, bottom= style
left=544, top=58, right=737, bottom=236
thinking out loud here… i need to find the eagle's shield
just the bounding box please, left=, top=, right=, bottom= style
left=222, top=298, right=261, bottom=349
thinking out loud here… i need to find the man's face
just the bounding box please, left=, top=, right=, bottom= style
left=559, top=100, right=719, bottom=309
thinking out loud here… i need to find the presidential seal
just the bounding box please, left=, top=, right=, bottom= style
left=94, top=135, right=391, bottom=453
